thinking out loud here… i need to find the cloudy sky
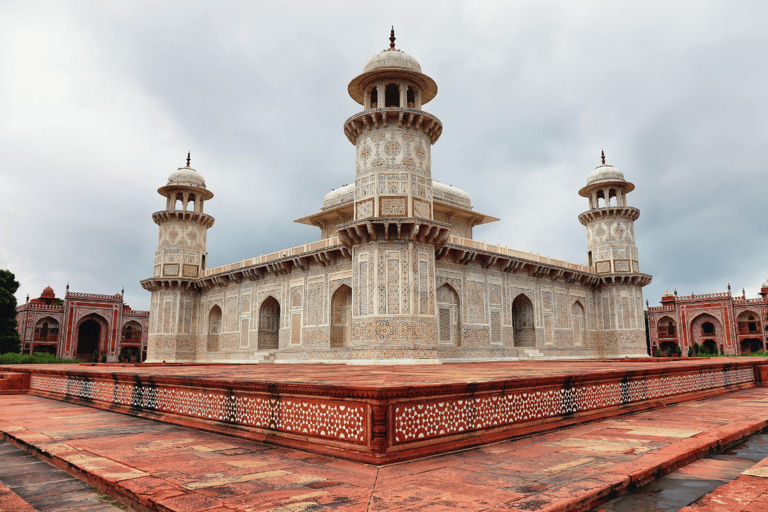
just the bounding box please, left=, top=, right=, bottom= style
left=1, top=0, right=766, bottom=311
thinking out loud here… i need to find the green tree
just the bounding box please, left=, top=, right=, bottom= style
left=0, top=270, right=22, bottom=354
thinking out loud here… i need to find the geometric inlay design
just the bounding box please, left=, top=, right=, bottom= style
left=30, top=375, right=366, bottom=444
left=393, top=367, right=754, bottom=443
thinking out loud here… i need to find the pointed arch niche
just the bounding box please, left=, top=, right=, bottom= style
left=258, top=296, right=280, bottom=350
left=207, top=305, right=222, bottom=352
left=330, top=285, right=352, bottom=348
left=512, top=294, right=535, bottom=347
left=76, top=314, right=108, bottom=361
left=436, top=284, right=460, bottom=345
left=571, top=301, right=586, bottom=346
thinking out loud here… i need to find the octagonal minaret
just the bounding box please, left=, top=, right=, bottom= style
left=578, top=151, right=640, bottom=275
left=344, top=28, right=442, bottom=221
left=141, top=153, right=214, bottom=362
left=578, top=151, right=650, bottom=356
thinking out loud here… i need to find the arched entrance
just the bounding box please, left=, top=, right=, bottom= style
left=258, top=297, right=280, bottom=350
left=32, top=345, right=57, bottom=356
left=659, top=341, right=679, bottom=355
left=330, top=285, right=352, bottom=348
left=690, top=314, right=723, bottom=355
left=76, top=319, right=101, bottom=361
left=436, top=284, right=460, bottom=345
left=740, top=338, right=763, bottom=354
left=512, top=294, right=535, bottom=347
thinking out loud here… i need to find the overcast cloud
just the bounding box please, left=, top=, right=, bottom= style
left=1, top=0, right=766, bottom=311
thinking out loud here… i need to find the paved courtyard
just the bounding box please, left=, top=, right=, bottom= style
left=2, top=385, right=768, bottom=511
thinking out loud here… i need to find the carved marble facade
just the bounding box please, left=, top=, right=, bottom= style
left=141, top=35, right=651, bottom=363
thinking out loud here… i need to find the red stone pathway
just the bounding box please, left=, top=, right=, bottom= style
left=2, top=387, right=768, bottom=511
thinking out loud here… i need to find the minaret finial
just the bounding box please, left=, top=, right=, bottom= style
left=389, top=26, right=396, bottom=49
left=601, top=149, right=605, bottom=165
left=186, top=151, right=191, bottom=167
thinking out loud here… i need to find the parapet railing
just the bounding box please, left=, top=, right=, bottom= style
left=677, top=292, right=731, bottom=300
left=66, top=292, right=122, bottom=300
left=647, top=305, right=676, bottom=312
left=733, top=297, right=766, bottom=304
left=202, top=236, right=341, bottom=277
left=447, top=235, right=590, bottom=273
left=19, top=304, right=64, bottom=311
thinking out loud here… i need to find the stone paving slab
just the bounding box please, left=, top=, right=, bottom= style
left=0, top=481, right=37, bottom=512
left=678, top=455, right=768, bottom=511
left=0, top=440, right=128, bottom=512
left=3, top=388, right=768, bottom=511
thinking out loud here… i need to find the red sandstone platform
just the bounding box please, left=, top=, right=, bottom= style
left=1, top=359, right=766, bottom=464
left=3, top=386, right=768, bottom=511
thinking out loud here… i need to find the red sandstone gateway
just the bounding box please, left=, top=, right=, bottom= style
left=648, top=282, right=768, bottom=356
left=15, top=285, right=149, bottom=362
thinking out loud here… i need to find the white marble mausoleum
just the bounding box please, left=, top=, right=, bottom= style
left=141, top=32, right=652, bottom=363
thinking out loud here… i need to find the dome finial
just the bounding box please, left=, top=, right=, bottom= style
left=186, top=151, right=191, bottom=168
left=601, top=149, right=605, bottom=165
left=389, top=26, right=396, bottom=49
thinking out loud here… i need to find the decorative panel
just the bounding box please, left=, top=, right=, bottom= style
left=438, top=307, right=451, bottom=343
left=30, top=375, right=366, bottom=444
left=490, top=310, right=501, bottom=344
left=467, top=281, right=485, bottom=324
left=291, top=313, right=302, bottom=345
left=596, top=261, right=611, bottom=274
left=392, top=367, right=755, bottom=444
left=380, top=197, right=407, bottom=217
left=240, top=318, right=249, bottom=348
left=357, top=199, right=373, bottom=220
left=413, top=199, right=430, bottom=219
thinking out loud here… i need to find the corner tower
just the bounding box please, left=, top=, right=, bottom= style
left=336, top=30, right=451, bottom=351
left=141, top=154, right=214, bottom=362
left=578, top=151, right=650, bottom=356
left=344, top=28, right=441, bottom=221
left=578, top=152, right=640, bottom=275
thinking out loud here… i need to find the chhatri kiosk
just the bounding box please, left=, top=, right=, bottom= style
left=141, top=31, right=651, bottom=363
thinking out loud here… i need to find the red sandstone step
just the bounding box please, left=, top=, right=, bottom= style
left=0, top=481, right=37, bottom=512
left=0, top=373, right=29, bottom=394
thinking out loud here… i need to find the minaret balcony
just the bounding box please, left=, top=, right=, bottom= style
left=151, top=210, right=215, bottom=228
left=336, top=217, right=450, bottom=247
left=578, top=206, right=640, bottom=226
left=343, top=108, right=442, bottom=145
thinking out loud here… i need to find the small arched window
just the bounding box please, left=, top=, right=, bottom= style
left=596, top=190, right=606, bottom=208
left=369, top=87, right=378, bottom=109
left=385, top=83, right=400, bottom=107
left=407, top=86, right=415, bottom=108
left=702, top=322, right=715, bottom=334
